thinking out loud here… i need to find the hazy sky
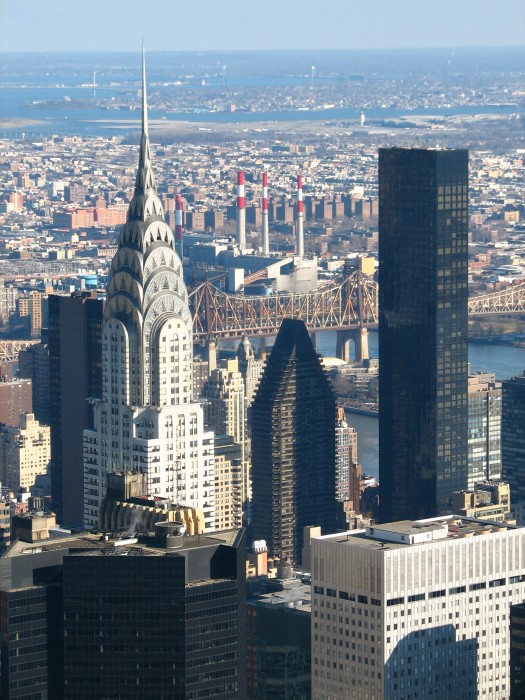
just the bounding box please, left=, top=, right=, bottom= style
left=1, top=0, right=524, bottom=52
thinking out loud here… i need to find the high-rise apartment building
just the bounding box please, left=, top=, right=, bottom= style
left=251, top=318, right=336, bottom=564
left=335, top=406, right=359, bottom=504
left=379, top=148, right=469, bottom=521
left=312, top=516, right=525, bottom=700
left=467, top=372, right=502, bottom=489
left=202, top=358, right=249, bottom=518
left=83, top=55, right=215, bottom=530
left=214, top=434, right=243, bottom=531
left=0, top=378, right=32, bottom=427
left=0, top=412, right=50, bottom=493
left=502, top=372, right=525, bottom=503
left=49, top=291, right=103, bottom=528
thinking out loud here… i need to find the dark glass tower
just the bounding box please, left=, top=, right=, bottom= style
left=251, top=318, right=336, bottom=565
left=48, top=291, right=103, bottom=528
left=378, top=148, right=469, bottom=522
left=502, top=373, right=525, bottom=503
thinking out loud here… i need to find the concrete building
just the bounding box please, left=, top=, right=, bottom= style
left=202, top=359, right=249, bottom=519
left=379, top=148, right=469, bottom=520
left=467, top=372, right=502, bottom=489
left=83, top=57, right=215, bottom=530
left=251, top=319, right=337, bottom=564
left=214, top=434, right=243, bottom=531
left=0, top=378, right=32, bottom=427
left=502, top=372, right=525, bottom=503
left=452, top=480, right=511, bottom=522
left=0, top=413, right=50, bottom=493
left=17, top=290, right=47, bottom=338
left=335, top=406, right=359, bottom=505
left=312, top=516, right=525, bottom=700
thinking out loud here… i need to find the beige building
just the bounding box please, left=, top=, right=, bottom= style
left=312, top=516, right=525, bottom=700
left=214, top=435, right=243, bottom=531
left=202, top=359, right=250, bottom=518
left=452, top=480, right=512, bottom=523
left=0, top=413, right=50, bottom=492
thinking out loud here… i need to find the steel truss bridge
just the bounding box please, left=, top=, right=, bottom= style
left=189, top=272, right=525, bottom=343
left=0, top=275, right=522, bottom=360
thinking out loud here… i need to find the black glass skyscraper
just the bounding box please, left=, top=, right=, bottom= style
left=251, top=318, right=336, bottom=565
left=378, top=148, right=469, bottom=522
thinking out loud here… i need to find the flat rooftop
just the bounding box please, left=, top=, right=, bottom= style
left=318, top=515, right=517, bottom=551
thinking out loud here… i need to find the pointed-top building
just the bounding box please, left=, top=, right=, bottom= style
left=250, top=319, right=337, bottom=564
left=83, top=51, right=215, bottom=530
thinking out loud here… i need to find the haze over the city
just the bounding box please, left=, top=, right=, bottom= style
left=1, top=0, right=524, bottom=53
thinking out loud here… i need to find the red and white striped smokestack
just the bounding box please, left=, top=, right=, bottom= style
left=296, top=174, right=304, bottom=259
left=262, top=172, right=269, bottom=255
left=236, top=170, right=246, bottom=250
left=175, top=194, right=184, bottom=260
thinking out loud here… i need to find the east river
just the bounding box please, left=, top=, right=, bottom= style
left=314, top=330, right=525, bottom=482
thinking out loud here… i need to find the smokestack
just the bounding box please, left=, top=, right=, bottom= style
left=175, top=194, right=183, bottom=261
left=262, top=172, right=269, bottom=255
left=296, top=174, right=304, bottom=259
left=237, top=170, right=246, bottom=251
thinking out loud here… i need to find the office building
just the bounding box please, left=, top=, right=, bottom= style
left=312, top=516, right=525, bottom=700
left=379, top=148, right=469, bottom=521
left=502, top=372, right=525, bottom=503
left=247, top=580, right=311, bottom=699
left=510, top=604, right=525, bottom=700
left=83, top=55, right=215, bottom=530
left=48, top=291, right=103, bottom=528
left=63, top=528, right=247, bottom=699
left=0, top=412, right=50, bottom=493
left=467, top=372, right=502, bottom=489
left=1, top=526, right=247, bottom=699
left=19, top=337, right=51, bottom=425
left=251, top=318, right=336, bottom=564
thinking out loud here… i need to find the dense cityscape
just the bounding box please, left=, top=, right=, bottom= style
left=0, top=28, right=524, bottom=700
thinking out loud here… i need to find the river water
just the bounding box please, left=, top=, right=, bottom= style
left=314, top=330, right=525, bottom=481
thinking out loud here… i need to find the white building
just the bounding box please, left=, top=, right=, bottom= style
left=83, top=53, right=215, bottom=530
left=312, top=516, right=525, bottom=700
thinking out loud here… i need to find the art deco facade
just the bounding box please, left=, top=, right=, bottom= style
left=312, top=517, right=525, bottom=700
left=379, top=148, right=469, bottom=521
left=83, top=55, right=214, bottom=529
left=251, top=318, right=336, bottom=564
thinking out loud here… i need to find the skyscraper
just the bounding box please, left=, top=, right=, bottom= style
left=49, top=291, right=103, bottom=528
left=83, top=52, right=215, bottom=530
left=467, top=372, right=502, bottom=489
left=312, top=516, right=525, bottom=700
left=251, top=318, right=336, bottom=564
left=502, top=372, right=525, bottom=503
left=378, top=148, right=469, bottom=521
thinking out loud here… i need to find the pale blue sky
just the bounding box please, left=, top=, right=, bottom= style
left=1, top=0, right=524, bottom=52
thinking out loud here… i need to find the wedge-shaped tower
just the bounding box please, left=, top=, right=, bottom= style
left=83, top=50, right=215, bottom=529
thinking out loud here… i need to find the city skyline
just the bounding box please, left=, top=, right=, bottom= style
left=1, top=0, right=524, bottom=53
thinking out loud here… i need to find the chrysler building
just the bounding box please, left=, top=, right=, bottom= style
left=83, top=50, right=215, bottom=529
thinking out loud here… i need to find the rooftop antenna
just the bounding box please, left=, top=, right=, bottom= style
left=311, top=65, right=316, bottom=87
left=142, top=39, right=148, bottom=137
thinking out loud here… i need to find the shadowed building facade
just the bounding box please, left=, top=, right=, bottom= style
left=378, top=148, right=469, bottom=522
left=251, top=319, right=336, bottom=565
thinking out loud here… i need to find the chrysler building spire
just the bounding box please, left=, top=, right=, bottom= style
left=84, top=50, right=215, bottom=531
